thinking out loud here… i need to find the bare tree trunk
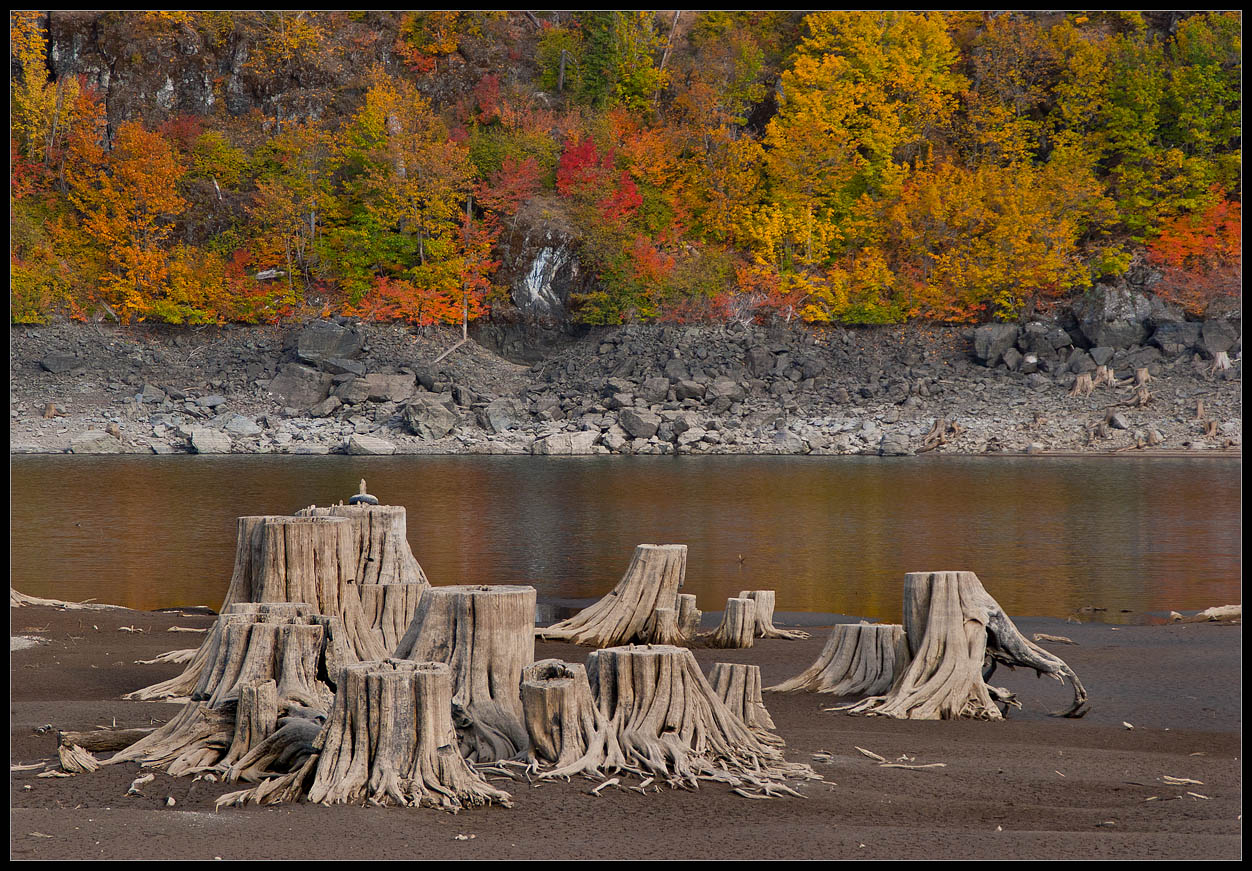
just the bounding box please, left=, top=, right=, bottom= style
left=767, top=622, right=907, bottom=697
left=846, top=572, right=1088, bottom=720
left=521, top=659, right=604, bottom=768
left=538, top=544, right=687, bottom=647
left=295, top=502, right=429, bottom=587
left=394, top=584, right=536, bottom=762
left=707, top=597, right=756, bottom=649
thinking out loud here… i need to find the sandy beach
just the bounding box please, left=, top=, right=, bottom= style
left=9, top=600, right=1240, bottom=861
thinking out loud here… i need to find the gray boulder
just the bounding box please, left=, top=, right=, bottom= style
left=40, top=354, right=81, bottom=374
left=619, top=408, right=661, bottom=440
left=189, top=427, right=232, bottom=454
left=879, top=432, right=911, bottom=456
left=70, top=430, right=125, bottom=454
left=402, top=395, right=459, bottom=440
left=267, top=363, right=332, bottom=409
left=745, top=346, right=774, bottom=378
left=674, top=379, right=706, bottom=401
left=638, top=377, right=671, bottom=404
left=531, top=430, right=600, bottom=455
left=333, top=378, right=372, bottom=404
left=364, top=373, right=417, bottom=403
left=346, top=434, right=396, bottom=455
left=478, top=398, right=521, bottom=434
left=297, top=320, right=364, bottom=367
left=1073, top=285, right=1153, bottom=348
left=1150, top=321, right=1201, bottom=356
left=973, top=323, right=1020, bottom=366
left=1201, top=319, right=1239, bottom=356
left=224, top=415, right=262, bottom=436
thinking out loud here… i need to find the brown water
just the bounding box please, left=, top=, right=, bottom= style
left=9, top=454, right=1242, bottom=622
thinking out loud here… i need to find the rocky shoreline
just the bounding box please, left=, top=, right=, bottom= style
left=9, top=303, right=1241, bottom=458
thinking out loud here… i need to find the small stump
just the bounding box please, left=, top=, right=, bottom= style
left=847, top=571, right=1089, bottom=720
left=767, top=622, right=907, bottom=698
left=521, top=659, right=604, bottom=769
left=707, top=597, right=756, bottom=648
left=394, top=584, right=536, bottom=763
left=738, top=590, right=810, bottom=639
left=538, top=544, right=688, bottom=647
left=707, top=662, right=780, bottom=745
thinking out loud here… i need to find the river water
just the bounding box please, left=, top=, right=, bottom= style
left=9, top=454, right=1241, bottom=623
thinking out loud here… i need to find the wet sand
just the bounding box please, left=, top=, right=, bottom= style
left=10, top=603, right=1241, bottom=860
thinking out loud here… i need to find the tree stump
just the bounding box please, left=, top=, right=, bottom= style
left=707, top=662, right=780, bottom=745
left=521, top=659, right=604, bottom=769
left=356, top=582, right=425, bottom=654
left=537, top=544, right=688, bottom=647
left=677, top=594, right=702, bottom=637
left=394, top=584, right=536, bottom=763
left=295, top=499, right=430, bottom=587
left=109, top=607, right=339, bottom=775
left=847, top=572, right=1089, bottom=720
left=539, top=645, right=815, bottom=797
left=737, top=590, right=810, bottom=639
left=222, top=705, right=325, bottom=786
left=642, top=607, right=684, bottom=644
left=1069, top=372, right=1094, bottom=397
left=219, top=515, right=387, bottom=661
left=766, top=622, right=908, bottom=697
left=707, top=597, right=757, bottom=649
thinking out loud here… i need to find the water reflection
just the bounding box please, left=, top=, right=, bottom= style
left=10, top=454, right=1241, bottom=622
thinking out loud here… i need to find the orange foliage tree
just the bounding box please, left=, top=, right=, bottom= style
left=1147, top=191, right=1241, bottom=316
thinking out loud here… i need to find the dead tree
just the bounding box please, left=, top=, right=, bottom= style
left=521, top=659, right=605, bottom=769
left=218, top=660, right=513, bottom=811
left=356, top=582, right=424, bottom=653
left=738, top=590, right=810, bottom=639
left=295, top=491, right=430, bottom=588
left=394, top=584, right=536, bottom=763
left=677, top=593, right=702, bottom=637
left=1092, top=364, right=1116, bottom=388
left=767, top=622, right=908, bottom=698
left=707, top=597, right=756, bottom=648
left=538, top=544, right=688, bottom=647
left=537, top=645, right=816, bottom=797
left=108, top=607, right=341, bottom=775
left=846, top=572, right=1089, bottom=720
left=707, top=662, right=780, bottom=745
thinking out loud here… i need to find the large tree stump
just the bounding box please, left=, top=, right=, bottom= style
left=537, top=544, right=688, bottom=647
left=295, top=497, right=430, bottom=588
left=539, top=645, right=816, bottom=797
left=219, top=515, right=387, bottom=661
left=221, top=660, right=512, bottom=810
left=707, top=662, right=780, bottom=745
left=707, top=597, right=756, bottom=648
left=356, top=582, right=424, bottom=653
left=847, top=572, right=1089, bottom=720
left=394, top=584, right=536, bottom=763
left=521, top=659, right=605, bottom=769
left=108, top=607, right=339, bottom=775
left=737, top=590, right=810, bottom=640
left=767, top=622, right=908, bottom=697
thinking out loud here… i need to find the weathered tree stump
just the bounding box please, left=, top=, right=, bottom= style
left=707, top=597, right=757, bottom=649
left=1069, top=372, right=1094, bottom=397
left=521, top=659, right=604, bottom=769
left=394, top=584, right=536, bottom=763
left=707, top=662, right=780, bottom=744
left=539, top=645, right=815, bottom=797
left=222, top=705, right=325, bottom=786
left=356, top=582, right=425, bottom=653
left=847, top=572, right=1089, bottom=720
left=295, top=498, right=430, bottom=588
left=767, top=622, right=908, bottom=697
left=643, top=607, right=684, bottom=644
left=677, top=593, right=702, bottom=637
left=219, top=515, right=387, bottom=661
left=737, top=590, right=810, bottom=639
left=109, top=607, right=339, bottom=775
left=537, top=544, right=688, bottom=647
left=220, top=660, right=512, bottom=810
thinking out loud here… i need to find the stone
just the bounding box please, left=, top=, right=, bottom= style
left=39, top=354, right=81, bottom=374
left=1150, top=321, right=1201, bottom=356
left=745, top=346, right=774, bottom=378
left=676, top=426, right=707, bottom=447
left=1200, top=319, right=1239, bottom=356
left=318, top=357, right=366, bottom=377
left=663, top=358, right=690, bottom=383
left=310, top=396, right=342, bottom=417
left=189, top=427, right=232, bottom=454
left=333, top=378, right=372, bottom=404
left=288, top=444, right=330, bottom=455
left=1088, top=346, right=1116, bottom=367
left=770, top=430, right=809, bottom=454
left=70, top=430, right=125, bottom=454
left=638, top=376, right=671, bottom=404
left=1107, top=413, right=1130, bottom=431
left=346, top=434, right=397, bottom=455
left=1001, top=347, right=1023, bottom=371
left=297, top=319, right=364, bottom=366
left=602, top=425, right=630, bottom=453
left=364, top=373, right=417, bottom=403
left=266, top=363, right=332, bottom=409
left=478, top=398, right=521, bottom=434
left=530, top=430, right=600, bottom=455
left=619, top=408, right=661, bottom=440
left=197, top=394, right=228, bottom=408
left=138, top=383, right=167, bottom=403
left=402, top=395, right=459, bottom=440
left=674, top=379, right=706, bottom=400
left=879, top=432, right=911, bottom=456
left=973, top=323, right=1019, bottom=366
left=1067, top=349, right=1096, bottom=374
left=1073, top=285, right=1153, bottom=348
left=223, top=415, right=262, bottom=436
